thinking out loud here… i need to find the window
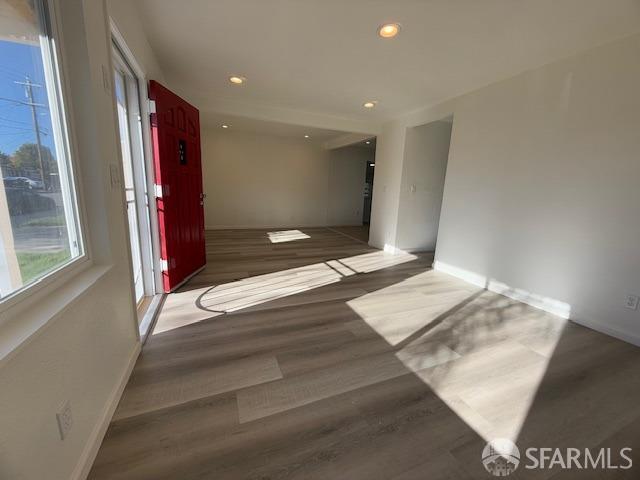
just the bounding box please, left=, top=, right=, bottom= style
left=0, top=0, right=82, bottom=301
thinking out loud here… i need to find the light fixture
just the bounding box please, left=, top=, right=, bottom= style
left=222, top=124, right=229, bottom=129
left=366, top=141, right=371, bottom=145
left=229, top=76, right=245, bottom=85
left=363, top=101, right=377, bottom=109
left=378, top=23, right=400, bottom=38
left=370, top=163, right=376, bottom=167
left=304, top=134, right=310, bottom=138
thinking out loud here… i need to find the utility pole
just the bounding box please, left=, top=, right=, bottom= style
left=14, top=76, right=47, bottom=188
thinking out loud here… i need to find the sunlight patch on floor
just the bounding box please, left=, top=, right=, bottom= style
left=267, top=230, right=310, bottom=243
left=153, top=285, right=225, bottom=334
left=347, top=270, right=476, bottom=345
left=347, top=269, right=568, bottom=442
left=200, top=263, right=343, bottom=312
left=339, top=250, right=417, bottom=273
left=153, top=250, right=420, bottom=335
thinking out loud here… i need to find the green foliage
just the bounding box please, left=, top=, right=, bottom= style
left=17, top=249, right=71, bottom=283
left=0, top=150, right=10, bottom=166
left=12, top=143, right=57, bottom=173
left=0, top=150, right=15, bottom=177
left=22, top=214, right=65, bottom=227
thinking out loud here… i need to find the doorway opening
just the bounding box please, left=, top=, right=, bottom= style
left=326, top=138, right=376, bottom=244
left=362, top=138, right=376, bottom=225
left=112, top=44, right=156, bottom=317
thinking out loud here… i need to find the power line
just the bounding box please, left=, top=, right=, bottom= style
left=14, top=76, right=47, bottom=186
left=0, top=123, right=42, bottom=131
left=0, top=95, right=46, bottom=108
left=0, top=115, right=33, bottom=126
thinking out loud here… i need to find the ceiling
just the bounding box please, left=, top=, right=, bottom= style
left=134, top=0, right=640, bottom=135
left=201, top=112, right=347, bottom=143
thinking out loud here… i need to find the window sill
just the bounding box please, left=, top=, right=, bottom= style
left=0, top=263, right=111, bottom=366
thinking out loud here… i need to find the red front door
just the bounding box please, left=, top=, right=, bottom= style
left=149, top=80, right=205, bottom=292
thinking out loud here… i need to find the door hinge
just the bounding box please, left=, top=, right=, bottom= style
left=154, top=184, right=163, bottom=198
left=149, top=99, right=156, bottom=114
left=160, top=259, right=168, bottom=272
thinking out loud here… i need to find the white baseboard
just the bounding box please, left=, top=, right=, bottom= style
left=71, top=342, right=141, bottom=480
left=434, top=260, right=640, bottom=348
left=433, top=261, right=572, bottom=319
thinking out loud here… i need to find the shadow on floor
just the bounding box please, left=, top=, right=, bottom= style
left=88, top=229, right=640, bottom=480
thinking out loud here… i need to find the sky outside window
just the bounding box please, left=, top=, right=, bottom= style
left=0, top=39, right=54, bottom=155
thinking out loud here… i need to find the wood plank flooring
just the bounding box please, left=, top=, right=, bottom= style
left=327, top=225, right=370, bottom=243
left=89, top=227, right=640, bottom=479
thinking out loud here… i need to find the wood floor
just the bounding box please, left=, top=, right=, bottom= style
left=89, top=228, right=640, bottom=479
left=327, top=225, right=370, bottom=243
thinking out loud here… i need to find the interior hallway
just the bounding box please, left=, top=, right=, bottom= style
left=89, top=228, right=640, bottom=480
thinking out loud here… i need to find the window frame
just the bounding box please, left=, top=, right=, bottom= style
left=0, top=0, right=90, bottom=312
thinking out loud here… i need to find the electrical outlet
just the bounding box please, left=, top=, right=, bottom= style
left=56, top=401, right=73, bottom=440
left=625, top=295, right=639, bottom=311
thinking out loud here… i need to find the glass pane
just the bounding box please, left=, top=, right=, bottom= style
left=0, top=0, right=81, bottom=299
left=114, top=66, right=144, bottom=303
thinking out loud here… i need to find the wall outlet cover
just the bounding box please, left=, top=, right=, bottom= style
left=625, top=295, right=639, bottom=311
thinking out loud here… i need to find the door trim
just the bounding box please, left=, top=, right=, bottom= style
left=110, top=20, right=163, bottom=337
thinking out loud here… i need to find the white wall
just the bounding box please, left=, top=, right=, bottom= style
left=201, top=129, right=371, bottom=228
left=369, top=122, right=407, bottom=249
left=396, top=121, right=452, bottom=252
left=0, top=1, right=157, bottom=479
left=108, top=0, right=165, bottom=83
left=370, top=33, right=640, bottom=345
left=327, top=146, right=371, bottom=226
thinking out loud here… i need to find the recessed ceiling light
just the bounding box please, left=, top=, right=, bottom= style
left=363, top=101, right=377, bottom=109
left=222, top=124, right=229, bottom=129
left=229, top=76, right=245, bottom=85
left=304, top=135, right=310, bottom=138
left=378, top=23, right=400, bottom=38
